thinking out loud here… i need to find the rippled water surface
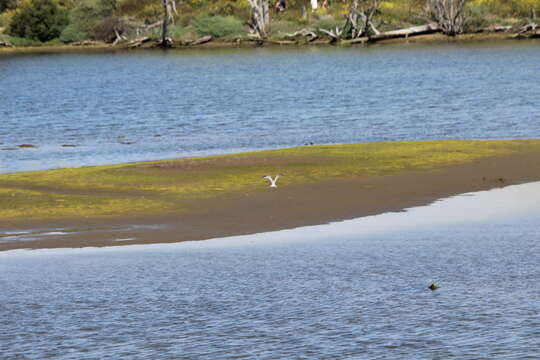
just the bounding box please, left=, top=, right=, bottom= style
left=1, top=41, right=540, bottom=173
left=1, top=184, right=540, bottom=359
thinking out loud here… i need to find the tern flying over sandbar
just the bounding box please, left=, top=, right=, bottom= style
left=263, top=175, right=282, bottom=188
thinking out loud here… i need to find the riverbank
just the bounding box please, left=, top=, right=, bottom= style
left=0, top=31, right=538, bottom=55
left=2, top=140, right=540, bottom=251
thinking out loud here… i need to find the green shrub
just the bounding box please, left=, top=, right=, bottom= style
left=64, top=0, right=116, bottom=42
left=168, top=24, right=191, bottom=39
left=465, top=4, right=491, bottom=31
left=43, top=37, right=63, bottom=46
left=268, top=20, right=303, bottom=37
left=59, top=24, right=87, bottom=43
left=193, top=15, right=244, bottom=38
left=146, top=24, right=193, bottom=41
left=0, top=34, right=42, bottom=46
left=313, top=17, right=346, bottom=31
left=94, top=17, right=127, bottom=42
left=8, top=0, right=68, bottom=42
left=468, top=0, right=540, bottom=18
left=0, top=9, right=14, bottom=27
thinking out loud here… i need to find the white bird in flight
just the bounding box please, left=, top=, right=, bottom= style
left=263, top=174, right=282, bottom=188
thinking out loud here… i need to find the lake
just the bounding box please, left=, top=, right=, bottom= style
left=1, top=40, right=540, bottom=173
left=1, top=183, right=540, bottom=358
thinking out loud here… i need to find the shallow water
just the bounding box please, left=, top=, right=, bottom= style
left=1, top=184, right=539, bottom=359
left=1, top=41, right=540, bottom=173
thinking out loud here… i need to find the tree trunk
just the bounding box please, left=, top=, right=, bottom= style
left=161, top=0, right=176, bottom=48
left=263, top=0, right=269, bottom=25
left=248, top=0, right=270, bottom=39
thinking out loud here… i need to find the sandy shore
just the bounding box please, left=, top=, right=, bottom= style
left=2, top=147, right=540, bottom=251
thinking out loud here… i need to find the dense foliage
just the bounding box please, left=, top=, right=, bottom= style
left=59, top=0, right=117, bottom=42
left=8, top=0, right=68, bottom=42
left=193, top=15, right=244, bottom=38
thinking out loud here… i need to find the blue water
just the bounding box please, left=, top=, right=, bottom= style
left=1, top=41, right=540, bottom=173
left=2, top=43, right=540, bottom=359
left=1, top=185, right=540, bottom=358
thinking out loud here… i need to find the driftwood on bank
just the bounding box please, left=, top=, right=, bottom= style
left=318, top=27, right=344, bottom=42
left=70, top=40, right=104, bottom=46
left=0, top=40, right=13, bottom=47
left=126, top=36, right=151, bottom=48
left=284, top=29, right=318, bottom=42
left=182, top=35, right=213, bottom=46
left=368, top=22, right=441, bottom=42
left=481, top=25, right=513, bottom=33
left=517, top=22, right=538, bottom=35
left=512, top=22, right=539, bottom=38
left=265, top=39, right=297, bottom=45
left=112, top=29, right=128, bottom=45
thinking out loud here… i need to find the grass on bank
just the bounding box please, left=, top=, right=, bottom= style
left=2, top=140, right=540, bottom=223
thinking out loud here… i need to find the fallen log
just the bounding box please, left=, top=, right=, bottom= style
left=284, top=29, right=318, bottom=42
left=512, top=22, right=539, bottom=38
left=368, top=23, right=441, bottom=42
left=317, top=27, right=343, bottom=43
left=264, top=39, right=297, bottom=45
left=518, top=22, right=538, bottom=34
left=70, top=40, right=104, bottom=46
left=0, top=40, right=13, bottom=47
left=180, top=35, right=213, bottom=46
left=482, top=25, right=513, bottom=33
left=339, top=37, right=369, bottom=45
left=126, top=36, right=151, bottom=48
left=190, top=35, right=213, bottom=46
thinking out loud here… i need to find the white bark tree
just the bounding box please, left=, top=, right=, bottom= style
left=354, top=0, right=381, bottom=38
left=247, top=0, right=270, bottom=39
left=428, top=0, right=468, bottom=36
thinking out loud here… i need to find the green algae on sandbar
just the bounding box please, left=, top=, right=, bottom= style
left=2, top=139, right=540, bottom=222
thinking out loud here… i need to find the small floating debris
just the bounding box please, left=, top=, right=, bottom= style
left=113, top=238, right=137, bottom=242
left=117, top=136, right=126, bottom=139
left=62, top=144, right=78, bottom=148
left=17, top=144, right=37, bottom=148
left=428, top=283, right=439, bottom=291
left=154, top=134, right=162, bottom=137
left=120, top=141, right=135, bottom=145
left=1, top=148, right=19, bottom=151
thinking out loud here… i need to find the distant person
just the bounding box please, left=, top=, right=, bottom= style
left=275, top=0, right=286, bottom=12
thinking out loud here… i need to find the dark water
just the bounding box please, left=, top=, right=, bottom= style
left=1, top=41, right=540, bottom=173
left=1, top=185, right=540, bottom=359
